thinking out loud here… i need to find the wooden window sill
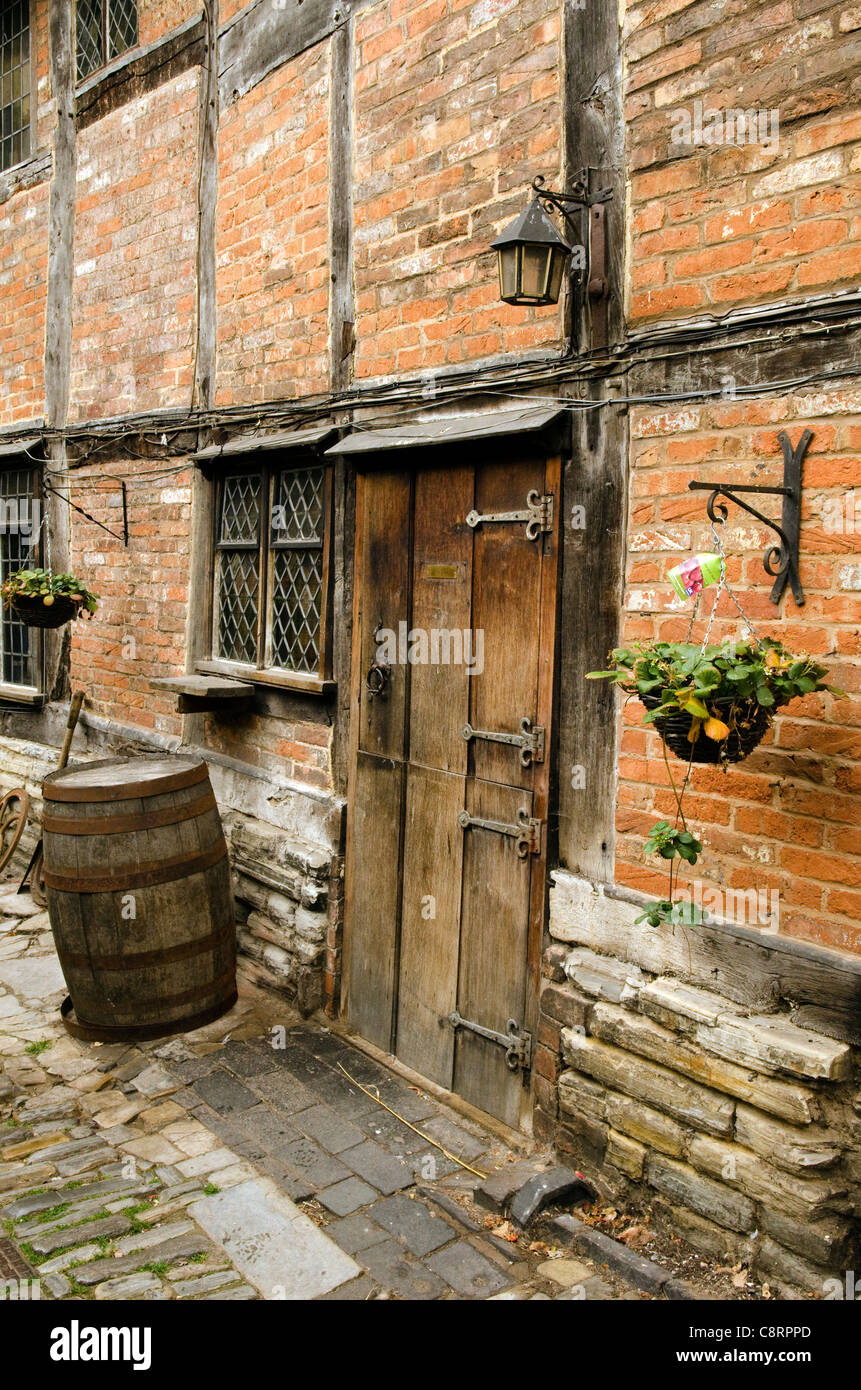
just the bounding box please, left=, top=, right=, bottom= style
left=194, top=660, right=335, bottom=697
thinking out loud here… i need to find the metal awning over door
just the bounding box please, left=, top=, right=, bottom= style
left=325, top=406, right=565, bottom=455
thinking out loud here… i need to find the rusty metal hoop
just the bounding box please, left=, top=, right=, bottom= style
left=0, top=788, right=30, bottom=874
left=29, top=845, right=46, bottom=907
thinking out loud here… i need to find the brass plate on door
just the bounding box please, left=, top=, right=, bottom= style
left=420, top=562, right=461, bottom=581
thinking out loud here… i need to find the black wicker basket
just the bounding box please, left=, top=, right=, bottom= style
left=8, top=594, right=82, bottom=629
left=641, top=692, right=772, bottom=765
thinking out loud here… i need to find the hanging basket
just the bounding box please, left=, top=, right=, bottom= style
left=7, top=594, right=83, bottom=629
left=641, top=692, right=772, bottom=765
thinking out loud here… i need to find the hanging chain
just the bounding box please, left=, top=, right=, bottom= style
left=687, top=518, right=762, bottom=655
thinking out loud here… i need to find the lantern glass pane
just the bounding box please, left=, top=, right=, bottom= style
left=498, top=246, right=519, bottom=301
left=520, top=244, right=551, bottom=301
left=546, top=245, right=567, bottom=304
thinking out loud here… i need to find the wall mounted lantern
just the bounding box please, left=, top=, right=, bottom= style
left=491, top=173, right=614, bottom=343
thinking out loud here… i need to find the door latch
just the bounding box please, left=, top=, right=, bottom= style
left=465, top=490, right=553, bottom=541
left=457, top=807, right=541, bottom=858
left=462, top=716, right=545, bottom=767
left=444, top=1010, right=532, bottom=1072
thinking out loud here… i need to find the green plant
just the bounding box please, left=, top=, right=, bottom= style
left=587, top=637, right=843, bottom=749
left=1, top=567, right=99, bottom=617
left=202, top=1182, right=221, bottom=1196
left=588, top=635, right=846, bottom=928
left=25, top=1039, right=52, bottom=1057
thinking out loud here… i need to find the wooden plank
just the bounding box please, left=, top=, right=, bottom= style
left=329, top=19, right=355, bottom=393
left=455, top=777, right=534, bottom=1128
left=357, top=472, right=411, bottom=760
left=342, top=750, right=404, bottom=1051
left=556, top=387, right=625, bottom=883
left=395, top=763, right=464, bottom=1086
left=525, top=455, right=561, bottom=1047
left=408, top=464, right=473, bottom=774
left=468, top=456, right=544, bottom=791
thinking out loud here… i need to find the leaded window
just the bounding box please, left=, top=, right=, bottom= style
left=76, top=0, right=138, bottom=82
left=213, top=463, right=330, bottom=680
left=0, top=467, right=39, bottom=690
left=0, top=0, right=30, bottom=173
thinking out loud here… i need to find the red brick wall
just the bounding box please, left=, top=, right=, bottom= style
left=617, top=390, right=861, bottom=953
left=68, top=462, right=190, bottom=737
left=352, top=0, right=564, bottom=378
left=204, top=712, right=334, bottom=791
left=69, top=69, right=199, bottom=421
left=625, top=0, right=861, bottom=321
left=138, top=0, right=201, bottom=47
left=215, top=45, right=331, bottom=407
left=0, top=184, right=48, bottom=426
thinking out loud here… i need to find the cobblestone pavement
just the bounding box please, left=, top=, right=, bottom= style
left=0, top=888, right=645, bottom=1301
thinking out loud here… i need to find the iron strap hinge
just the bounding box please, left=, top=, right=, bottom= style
left=457, top=807, right=542, bottom=858
left=445, top=1010, right=533, bottom=1072
left=461, top=716, right=545, bottom=767
left=465, top=490, right=553, bottom=541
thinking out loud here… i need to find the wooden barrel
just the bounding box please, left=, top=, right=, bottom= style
left=42, top=755, right=236, bottom=1043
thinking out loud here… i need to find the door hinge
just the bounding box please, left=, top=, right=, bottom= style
left=462, top=716, right=545, bottom=767
left=444, top=1010, right=532, bottom=1072
left=466, top=490, right=554, bottom=541
left=457, top=807, right=541, bottom=858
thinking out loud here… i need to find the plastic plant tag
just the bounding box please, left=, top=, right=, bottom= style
left=667, top=552, right=723, bottom=600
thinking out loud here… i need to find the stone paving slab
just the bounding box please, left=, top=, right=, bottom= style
left=188, top=1178, right=361, bottom=1300
left=0, top=914, right=643, bottom=1302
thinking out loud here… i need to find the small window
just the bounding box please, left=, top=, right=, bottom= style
left=76, top=0, right=138, bottom=82
left=0, top=466, right=40, bottom=693
left=0, top=0, right=30, bottom=173
left=212, top=462, right=331, bottom=682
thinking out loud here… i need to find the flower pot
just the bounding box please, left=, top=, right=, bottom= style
left=641, top=692, right=772, bottom=765
left=8, top=594, right=82, bottom=629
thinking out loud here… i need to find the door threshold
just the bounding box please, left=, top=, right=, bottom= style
left=325, top=1015, right=534, bottom=1155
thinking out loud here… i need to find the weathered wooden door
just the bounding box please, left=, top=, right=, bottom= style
left=344, top=451, right=559, bottom=1128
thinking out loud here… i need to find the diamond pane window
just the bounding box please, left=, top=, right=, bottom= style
left=0, top=467, right=38, bottom=689
left=211, top=462, right=330, bottom=681
left=0, top=0, right=30, bottom=172
left=76, top=0, right=138, bottom=82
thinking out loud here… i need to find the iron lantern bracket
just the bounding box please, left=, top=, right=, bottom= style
left=530, top=173, right=614, bottom=348
left=688, top=429, right=812, bottom=607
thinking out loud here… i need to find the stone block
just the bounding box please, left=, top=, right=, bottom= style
left=645, top=1154, right=757, bottom=1233
left=604, top=1092, right=687, bottom=1157
left=606, top=1129, right=646, bottom=1180
left=695, top=1014, right=851, bottom=1083
left=639, top=976, right=743, bottom=1031
left=754, top=1237, right=832, bottom=1295
left=651, top=1198, right=750, bottom=1265
left=688, top=1133, right=850, bottom=1223
left=558, top=1069, right=607, bottom=1125
left=564, top=947, right=646, bottom=1004
left=734, top=1104, right=841, bottom=1173
left=586, top=1004, right=817, bottom=1125
left=561, top=1033, right=736, bottom=1137
left=760, top=1207, right=855, bottom=1270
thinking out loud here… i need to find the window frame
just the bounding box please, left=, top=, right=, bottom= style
left=0, top=457, right=42, bottom=705
left=197, top=454, right=335, bottom=697
left=75, top=0, right=139, bottom=85
left=0, top=0, right=33, bottom=175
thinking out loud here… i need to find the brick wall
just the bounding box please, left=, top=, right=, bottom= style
left=204, top=710, right=334, bottom=792
left=69, top=69, right=200, bottom=421
left=617, top=389, right=861, bottom=954
left=625, top=0, right=861, bottom=321
left=68, top=461, right=191, bottom=737
left=352, top=0, right=564, bottom=378
left=0, top=184, right=48, bottom=426
left=138, top=0, right=201, bottom=48
left=215, top=45, right=331, bottom=406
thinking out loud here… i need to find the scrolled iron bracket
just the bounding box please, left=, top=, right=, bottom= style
left=688, top=428, right=812, bottom=607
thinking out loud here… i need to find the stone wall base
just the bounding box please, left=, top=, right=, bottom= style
left=542, top=872, right=861, bottom=1297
